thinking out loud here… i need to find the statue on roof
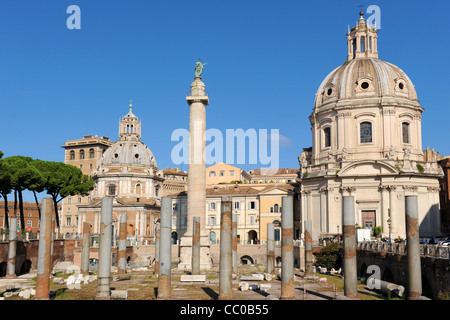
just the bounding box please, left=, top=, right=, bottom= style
left=194, top=59, right=207, bottom=77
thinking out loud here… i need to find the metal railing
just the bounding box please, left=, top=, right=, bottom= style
left=357, top=241, right=450, bottom=259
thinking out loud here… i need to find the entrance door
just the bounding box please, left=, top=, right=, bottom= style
left=361, top=210, right=376, bottom=230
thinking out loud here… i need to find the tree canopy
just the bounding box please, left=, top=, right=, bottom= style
left=0, top=155, right=94, bottom=231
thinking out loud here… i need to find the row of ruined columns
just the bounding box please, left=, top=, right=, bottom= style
left=2, top=194, right=423, bottom=300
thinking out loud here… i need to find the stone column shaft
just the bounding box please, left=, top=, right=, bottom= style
left=281, top=195, right=294, bottom=300
left=35, top=198, right=53, bottom=300
left=81, top=222, right=91, bottom=275
left=7, top=218, right=17, bottom=278
left=158, top=197, right=172, bottom=299
left=232, top=214, right=238, bottom=274
left=96, top=197, right=113, bottom=300
left=219, top=200, right=232, bottom=300
left=266, top=223, right=275, bottom=274
left=155, top=222, right=160, bottom=275
left=118, top=213, right=127, bottom=274
left=191, top=216, right=201, bottom=274
left=405, top=196, right=422, bottom=300
left=343, top=196, right=357, bottom=299
left=304, top=219, right=313, bottom=276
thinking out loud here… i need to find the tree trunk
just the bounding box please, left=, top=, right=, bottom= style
left=32, top=190, right=41, bottom=220
left=1, top=193, right=9, bottom=229
left=52, top=196, right=60, bottom=231
left=18, top=189, right=25, bottom=232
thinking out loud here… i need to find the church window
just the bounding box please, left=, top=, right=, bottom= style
left=79, top=149, right=85, bottom=159
left=352, top=39, right=356, bottom=58
left=402, top=122, right=410, bottom=144
left=69, top=150, right=75, bottom=160
left=360, top=36, right=366, bottom=53
left=323, top=127, right=331, bottom=148
left=89, top=148, right=95, bottom=159
left=108, top=184, right=116, bottom=196
left=360, top=122, right=372, bottom=143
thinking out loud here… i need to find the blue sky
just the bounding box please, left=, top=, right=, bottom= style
left=1, top=0, right=449, bottom=202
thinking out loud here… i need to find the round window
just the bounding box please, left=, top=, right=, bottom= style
left=399, top=82, right=404, bottom=90
left=114, top=153, right=119, bottom=159
left=134, top=153, right=139, bottom=159
left=327, top=88, right=333, bottom=96
left=361, top=82, right=369, bottom=89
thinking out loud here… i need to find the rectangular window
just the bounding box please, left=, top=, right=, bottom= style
left=173, top=203, right=178, bottom=212
left=360, top=122, right=373, bottom=143
left=27, top=220, right=32, bottom=227
left=248, top=201, right=256, bottom=210
left=250, top=215, right=256, bottom=225
left=209, top=216, right=216, bottom=226
left=219, top=171, right=225, bottom=177
left=67, top=197, right=72, bottom=204
left=209, top=171, right=216, bottom=177
left=324, top=127, right=331, bottom=148
left=234, top=201, right=240, bottom=210
left=66, top=216, right=72, bottom=226
left=209, top=202, right=216, bottom=211
left=230, top=170, right=235, bottom=177
left=402, top=122, right=410, bottom=144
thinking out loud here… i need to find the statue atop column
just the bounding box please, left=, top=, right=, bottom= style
left=194, top=59, right=207, bottom=77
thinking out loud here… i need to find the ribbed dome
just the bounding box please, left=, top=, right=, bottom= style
left=314, top=58, right=419, bottom=112
left=101, top=140, right=157, bottom=167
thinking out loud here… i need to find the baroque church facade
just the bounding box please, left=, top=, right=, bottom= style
left=63, top=104, right=164, bottom=242
left=298, top=12, right=443, bottom=242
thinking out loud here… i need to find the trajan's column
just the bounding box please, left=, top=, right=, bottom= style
left=178, top=60, right=212, bottom=271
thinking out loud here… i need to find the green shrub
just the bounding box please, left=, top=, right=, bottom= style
left=314, top=242, right=342, bottom=270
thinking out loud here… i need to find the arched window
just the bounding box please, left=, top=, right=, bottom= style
left=209, top=231, right=216, bottom=244
left=323, top=127, right=331, bottom=148
left=360, top=36, right=366, bottom=53
left=69, top=150, right=75, bottom=160
left=360, top=122, right=372, bottom=143
left=369, top=36, right=373, bottom=53
left=89, top=148, right=95, bottom=159
left=79, top=149, right=85, bottom=159
left=352, top=39, right=356, bottom=58
left=108, top=184, right=116, bottom=196
left=136, top=183, right=142, bottom=194
left=402, top=122, right=410, bottom=144
left=273, top=203, right=279, bottom=213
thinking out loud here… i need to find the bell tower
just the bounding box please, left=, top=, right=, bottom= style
left=347, top=11, right=379, bottom=61
left=118, top=101, right=142, bottom=141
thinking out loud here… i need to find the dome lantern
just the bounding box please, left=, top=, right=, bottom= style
left=347, top=11, right=378, bottom=61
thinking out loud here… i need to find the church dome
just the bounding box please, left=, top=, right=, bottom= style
left=101, top=139, right=157, bottom=167
left=100, top=103, right=158, bottom=168
left=314, top=57, right=419, bottom=111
